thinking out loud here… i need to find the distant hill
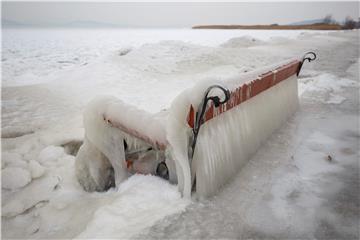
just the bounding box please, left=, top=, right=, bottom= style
left=1, top=19, right=123, bottom=28
left=61, top=21, right=122, bottom=28
left=192, top=23, right=343, bottom=30
left=290, top=18, right=325, bottom=26
left=2, top=19, right=30, bottom=28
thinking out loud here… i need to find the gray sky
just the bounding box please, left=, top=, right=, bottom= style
left=2, top=2, right=359, bottom=27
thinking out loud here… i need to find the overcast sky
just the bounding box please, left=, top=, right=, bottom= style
left=2, top=2, right=359, bottom=27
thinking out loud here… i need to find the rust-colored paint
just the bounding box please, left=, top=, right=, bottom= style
left=260, top=71, right=274, bottom=91
left=187, top=105, right=195, bottom=128
left=235, top=87, right=242, bottom=105
left=187, top=60, right=300, bottom=128
left=104, top=114, right=167, bottom=150
left=126, top=159, right=133, bottom=169
left=242, top=84, right=248, bottom=102
left=205, top=103, right=214, bottom=121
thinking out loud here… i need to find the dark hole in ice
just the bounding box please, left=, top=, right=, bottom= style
left=106, top=166, right=115, bottom=190
left=124, top=139, right=128, bottom=150
left=61, top=140, right=83, bottom=156
left=118, top=48, right=132, bottom=56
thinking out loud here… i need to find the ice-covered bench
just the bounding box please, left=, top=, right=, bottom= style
left=75, top=52, right=316, bottom=198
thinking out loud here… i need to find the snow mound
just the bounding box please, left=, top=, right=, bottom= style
left=2, top=167, right=32, bottom=190
left=221, top=36, right=264, bottom=48
left=28, top=160, right=46, bottom=179
left=38, top=146, right=65, bottom=166
left=76, top=174, right=189, bottom=239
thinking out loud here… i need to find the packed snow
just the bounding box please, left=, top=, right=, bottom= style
left=1, top=28, right=359, bottom=239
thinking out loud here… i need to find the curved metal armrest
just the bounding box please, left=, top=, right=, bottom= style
left=297, top=52, right=317, bottom=76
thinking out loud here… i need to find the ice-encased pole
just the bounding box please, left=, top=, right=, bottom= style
left=189, top=85, right=231, bottom=163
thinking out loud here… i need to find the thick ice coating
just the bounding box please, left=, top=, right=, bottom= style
left=167, top=58, right=300, bottom=198
left=191, top=76, right=298, bottom=197
left=75, top=58, right=301, bottom=198
left=76, top=96, right=168, bottom=191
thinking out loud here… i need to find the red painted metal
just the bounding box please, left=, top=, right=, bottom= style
left=104, top=60, right=301, bottom=148
left=187, top=60, right=301, bottom=128
left=104, top=116, right=167, bottom=150
left=187, top=105, right=195, bottom=128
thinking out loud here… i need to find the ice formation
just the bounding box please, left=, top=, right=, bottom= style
left=2, top=167, right=32, bottom=190
left=167, top=59, right=301, bottom=198
left=189, top=76, right=298, bottom=197
left=38, top=146, right=65, bottom=166
left=76, top=57, right=303, bottom=198
left=76, top=96, right=169, bottom=191
left=28, top=160, right=45, bottom=179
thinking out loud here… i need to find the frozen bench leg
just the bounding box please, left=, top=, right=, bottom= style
left=76, top=96, right=129, bottom=191
left=76, top=137, right=114, bottom=191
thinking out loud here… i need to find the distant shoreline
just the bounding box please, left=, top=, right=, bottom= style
left=192, top=23, right=343, bottom=30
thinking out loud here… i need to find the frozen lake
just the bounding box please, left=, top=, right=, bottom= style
left=1, top=28, right=359, bottom=239
left=3, top=28, right=317, bottom=87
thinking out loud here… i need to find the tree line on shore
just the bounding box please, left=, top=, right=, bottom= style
left=193, top=15, right=360, bottom=30
left=323, top=15, right=359, bottom=30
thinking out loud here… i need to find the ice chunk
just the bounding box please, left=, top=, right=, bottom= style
left=28, top=160, right=45, bottom=179
left=2, top=167, right=32, bottom=190
left=2, top=175, right=60, bottom=217
left=38, top=146, right=65, bottom=166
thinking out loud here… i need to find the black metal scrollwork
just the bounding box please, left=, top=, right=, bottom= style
left=297, top=52, right=317, bottom=76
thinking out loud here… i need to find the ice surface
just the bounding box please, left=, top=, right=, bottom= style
left=299, top=72, right=358, bottom=95
left=2, top=28, right=310, bottom=87
left=2, top=29, right=359, bottom=239
left=221, top=35, right=265, bottom=48
left=298, top=72, right=359, bottom=104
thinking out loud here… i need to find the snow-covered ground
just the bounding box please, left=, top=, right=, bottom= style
left=2, top=28, right=359, bottom=239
